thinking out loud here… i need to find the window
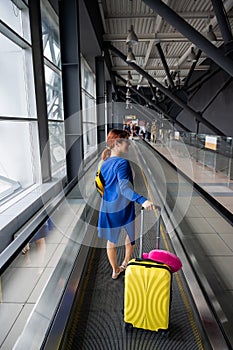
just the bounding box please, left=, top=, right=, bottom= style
left=41, top=0, right=60, bottom=68
left=0, top=0, right=31, bottom=42
left=81, top=57, right=97, bottom=158
left=41, top=0, right=66, bottom=178
left=0, top=120, right=41, bottom=204
left=0, top=1, right=40, bottom=206
left=0, top=33, right=36, bottom=118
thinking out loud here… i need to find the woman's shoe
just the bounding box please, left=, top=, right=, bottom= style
left=112, top=269, right=121, bottom=280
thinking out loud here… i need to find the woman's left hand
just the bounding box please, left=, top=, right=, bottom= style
left=142, top=200, right=155, bottom=211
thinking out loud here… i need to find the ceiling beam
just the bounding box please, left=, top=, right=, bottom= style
left=137, top=0, right=169, bottom=86
left=176, top=0, right=233, bottom=67
left=105, top=11, right=233, bottom=20
left=107, top=43, right=225, bottom=136
left=103, top=32, right=222, bottom=42
left=143, top=0, right=233, bottom=78
left=183, top=49, right=202, bottom=88
left=156, top=42, right=175, bottom=88
left=112, top=65, right=210, bottom=71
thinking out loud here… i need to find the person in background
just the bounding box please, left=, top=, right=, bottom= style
left=123, top=123, right=130, bottom=134
left=151, top=121, right=157, bottom=143
left=97, top=129, right=155, bottom=280
left=145, top=122, right=151, bottom=141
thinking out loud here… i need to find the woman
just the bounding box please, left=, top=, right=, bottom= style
left=97, top=129, right=155, bottom=280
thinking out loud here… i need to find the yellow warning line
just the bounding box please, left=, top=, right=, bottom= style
left=134, top=143, right=204, bottom=350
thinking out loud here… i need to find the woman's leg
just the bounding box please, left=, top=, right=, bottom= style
left=107, top=240, right=121, bottom=279
left=121, top=235, right=135, bottom=268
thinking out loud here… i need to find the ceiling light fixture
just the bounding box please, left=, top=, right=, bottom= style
left=126, top=25, right=138, bottom=45
left=126, top=46, right=136, bottom=63
left=127, top=70, right=133, bottom=80
left=190, top=47, right=197, bottom=62
left=126, top=89, right=131, bottom=99
left=206, top=25, right=217, bottom=42
left=126, top=80, right=132, bottom=87
left=187, top=47, right=197, bottom=63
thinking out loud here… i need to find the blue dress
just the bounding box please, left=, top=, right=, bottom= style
left=97, top=156, right=147, bottom=244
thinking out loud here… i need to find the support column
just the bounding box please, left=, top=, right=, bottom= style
left=29, top=0, right=51, bottom=182
left=106, top=80, right=113, bottom=132
left=95, top=56, right=106, bottom=150
left=59, top=0, right=84, bottom=185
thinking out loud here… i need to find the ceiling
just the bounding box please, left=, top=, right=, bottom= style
left=99, top=0, right=233, bottom=85
left=91, top=0, right=233, bottom=107
left=50, top=0, right=233, bottom=133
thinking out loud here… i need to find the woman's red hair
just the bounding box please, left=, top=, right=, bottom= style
left=101, top=129, right=129, bottom=160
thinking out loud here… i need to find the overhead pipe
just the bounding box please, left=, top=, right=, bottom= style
left=143, top=0, right=233, bottom=78
left=183, top=49, right=202, bottom=88
left=107, top=43, right=225, bottom=136
left=156, top=42, right=175, bottom=89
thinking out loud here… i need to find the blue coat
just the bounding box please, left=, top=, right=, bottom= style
left=97, top=156, right=146, bottom=244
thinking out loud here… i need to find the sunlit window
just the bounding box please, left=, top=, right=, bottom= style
left=0, top=121, right=41, bottom=204
left=41, top=0, right=66, bottom=178
left=0, top=0, right=31, bottom=42
left=0, top=33, right=36, bottom=117
left=81, top=58, right=97, bottom=158
left=41, top=0, right=60, bottom=68
left=0, top=1, right=39, bottom=206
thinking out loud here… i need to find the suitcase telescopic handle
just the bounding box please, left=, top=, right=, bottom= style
left=139, top=205, right=161, bottom=258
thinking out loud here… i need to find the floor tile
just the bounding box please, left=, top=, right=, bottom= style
left=1, top=267, right=42, bottom=303
left=196, top=234, right=232, bottom=256
left=28, top=267, right=54, bottom=303
left=0, top=304, right=34, bottom=350
left=195, top=205, right=222, bottom=218
left=221, top=234, right=233, bottom=252
left=206, top=218, right=233, bottom=234
left=210, top=256, right=233, bottom=289
left=0, top=303, right=23, bottom=346
left=185, top=218, right=216, bottom=234
left=185, top=205, right=203, bottom=218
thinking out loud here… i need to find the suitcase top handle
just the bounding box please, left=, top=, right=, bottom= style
left=139, top=205, right=161, bottom=258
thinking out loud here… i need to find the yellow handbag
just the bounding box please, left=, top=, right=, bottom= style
left=95, top=160, right=105, bottom=197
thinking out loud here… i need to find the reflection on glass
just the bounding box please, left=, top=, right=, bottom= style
left=82, top=91, right=97, bottom=158
left=41, top=0, right=61, bottom=68
left=0, top=33, right=35, bottom=117
left=170, top=130, right=233, bottom=179
left=48, top=122, right=66, bottom=178
left=44, top=65, right=63, bottom=120
left=0, top=121, right=41, bottom=204
left=81, top=58, right=97, bottom=158
left=0, top=0, right=31, bottom=42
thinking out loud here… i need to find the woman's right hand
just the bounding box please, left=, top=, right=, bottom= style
left=142, top=200, right=155, bottom=211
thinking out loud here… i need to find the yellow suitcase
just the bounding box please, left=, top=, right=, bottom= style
left=124, top=207, right=172, bottom=332
left=124, top=258, right=172, bottom=331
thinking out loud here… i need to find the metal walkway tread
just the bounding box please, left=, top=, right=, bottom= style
left=59, top=226, right=211, bottom=350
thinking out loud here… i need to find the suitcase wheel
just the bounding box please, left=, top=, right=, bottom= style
left=161, top=329, right=169, bottom=338
left=124, top=322, right=133, bottom=331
